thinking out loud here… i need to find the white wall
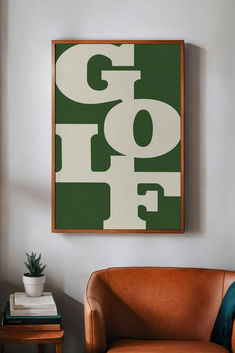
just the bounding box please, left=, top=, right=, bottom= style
left=0, top=0, right=235, bottom=352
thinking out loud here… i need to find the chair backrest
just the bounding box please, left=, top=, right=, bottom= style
left=86, top=267, right=235, bottom=341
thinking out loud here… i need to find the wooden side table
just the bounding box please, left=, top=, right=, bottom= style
left=0, top=328, right=64, bottom=352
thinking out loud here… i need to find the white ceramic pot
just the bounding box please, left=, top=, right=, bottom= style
left=23, top=274, right=45, bottom=297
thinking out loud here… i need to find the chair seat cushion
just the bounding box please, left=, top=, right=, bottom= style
left=107, top=339, right=229, bottom=353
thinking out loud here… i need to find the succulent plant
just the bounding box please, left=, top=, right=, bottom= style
left=24, top=252, right=46, bottom=277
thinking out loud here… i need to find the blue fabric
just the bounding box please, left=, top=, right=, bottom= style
left=210, top=281, right=235, bottom=352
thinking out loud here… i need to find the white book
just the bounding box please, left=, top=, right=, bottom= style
left=10, top=294, right=57, bottom=317
left=14, top=292, right=56, bottom=309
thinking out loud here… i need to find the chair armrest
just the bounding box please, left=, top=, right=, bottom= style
left=84, top=295, right=107, bottom=353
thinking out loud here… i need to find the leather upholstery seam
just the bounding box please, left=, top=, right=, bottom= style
left=91, top=309, right=94, bottom=353
left=86, top=296, right=94, bottom=353
left=85, top=274, right=94, bottom=353
left=87, top=296, right=102, bottom=305
left=107, top=268, right=112, bottom=340
left=222, top=271, right=226, bottom=301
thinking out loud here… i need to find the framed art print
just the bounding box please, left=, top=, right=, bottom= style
left=52, top=40, right=184, bottom=233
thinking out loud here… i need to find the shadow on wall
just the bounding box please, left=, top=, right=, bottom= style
left=184, top=43, right=205, bottom=235
left=60, top=43, right=205, bottom=240
left=0, top=281, right=85, bottom=353
left=52, top=286, right=85, bottom=353
left=62, top=43, right=205, bottom=238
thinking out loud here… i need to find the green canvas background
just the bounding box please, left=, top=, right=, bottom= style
left=55, top=43, right=181, bottom=230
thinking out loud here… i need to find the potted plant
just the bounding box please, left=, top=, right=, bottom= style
left=23, top=252, right=46, bottom=297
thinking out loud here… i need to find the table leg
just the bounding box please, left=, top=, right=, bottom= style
left=56, top=343, right=63, bottom=353
left=38, top=344, right=44, bottom=353
left=0, top=343, right=3, bottom=353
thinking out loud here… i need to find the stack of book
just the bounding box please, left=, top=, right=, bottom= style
left=2, top=292, right=61, bottom=330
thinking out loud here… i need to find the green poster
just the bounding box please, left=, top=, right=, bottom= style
left=52, top=40, right=184, bottom=233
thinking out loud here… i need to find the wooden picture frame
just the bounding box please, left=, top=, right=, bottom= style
left=52, top=40, right=184, bottom=233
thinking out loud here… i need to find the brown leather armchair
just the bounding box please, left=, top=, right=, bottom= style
left=84, top=267, right=235, bottom=353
